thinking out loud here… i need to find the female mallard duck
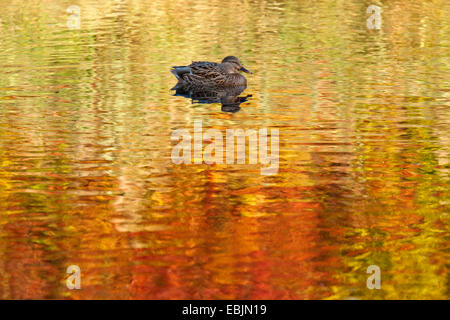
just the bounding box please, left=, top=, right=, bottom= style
left=170, top=56, right=252, bottom=90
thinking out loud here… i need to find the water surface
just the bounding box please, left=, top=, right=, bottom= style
left=0, top=0, right=449, bottom=299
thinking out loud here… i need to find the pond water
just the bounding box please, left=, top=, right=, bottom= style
left=0, top=0, right=448, bottom=299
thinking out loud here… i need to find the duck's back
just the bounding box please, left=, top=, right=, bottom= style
left=188, top=61, right=223, bottom=79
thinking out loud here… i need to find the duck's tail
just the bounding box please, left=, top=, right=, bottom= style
left=170, top=66, right=192, bottom=80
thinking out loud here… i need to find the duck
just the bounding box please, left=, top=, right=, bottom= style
left=170, top=56, right=252, bottom=90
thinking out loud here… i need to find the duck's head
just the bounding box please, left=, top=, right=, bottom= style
left=221, top=56, right=252, bottom=74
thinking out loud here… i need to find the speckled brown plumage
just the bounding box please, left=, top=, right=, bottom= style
left=171, top=56, right=252, bottom=90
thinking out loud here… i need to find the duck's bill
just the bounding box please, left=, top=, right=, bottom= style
left=240, top=66, right=252, bottom=74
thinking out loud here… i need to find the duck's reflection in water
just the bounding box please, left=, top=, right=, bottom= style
left=173, top=85, right=252, bottom=113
